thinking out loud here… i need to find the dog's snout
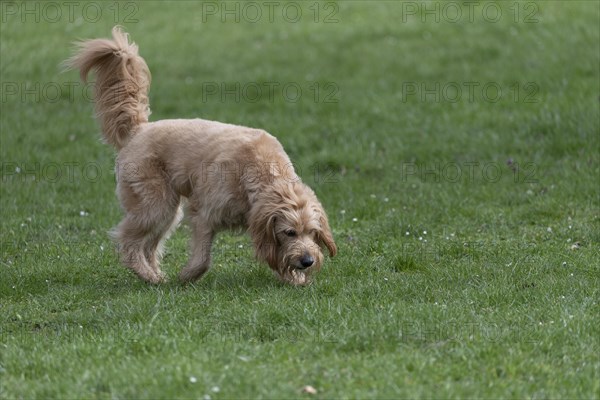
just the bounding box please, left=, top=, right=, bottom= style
left=299, top=254, right=314, bottom=269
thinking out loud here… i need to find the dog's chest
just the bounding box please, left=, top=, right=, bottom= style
left=200, top=193, right=250, bottom=231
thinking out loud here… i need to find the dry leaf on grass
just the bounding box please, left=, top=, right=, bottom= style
left=302, top=385, right=317, bottom=394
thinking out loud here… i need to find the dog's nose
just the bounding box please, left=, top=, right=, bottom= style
left=299, top=254, right=314, bottom=269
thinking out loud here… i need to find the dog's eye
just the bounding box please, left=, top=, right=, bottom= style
left=284, top=229, right=297, bottom=237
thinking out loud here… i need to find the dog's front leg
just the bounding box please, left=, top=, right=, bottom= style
left=179, top=223, right=214, bottom=283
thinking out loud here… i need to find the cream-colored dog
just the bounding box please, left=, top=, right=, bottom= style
left=65, top=27, right=336, bottom=285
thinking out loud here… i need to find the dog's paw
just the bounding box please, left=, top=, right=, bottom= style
left=144, top=274, right=165, bottom=285
left=130, top=268, right=165, bottom=284
left=154, top=271, right=168, bottom=284
left=179, top=264, right=209, bottom=283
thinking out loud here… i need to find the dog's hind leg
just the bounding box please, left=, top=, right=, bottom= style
left=112, top=171, right=180, bottom=283
left=143, top=201, right=184, bottom=279
left=112, top=212, right=164, bottom=283
left=179, top=215, right=214, bottom=283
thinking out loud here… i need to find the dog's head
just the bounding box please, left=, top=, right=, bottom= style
left=249, top=181, right=336, bottom=285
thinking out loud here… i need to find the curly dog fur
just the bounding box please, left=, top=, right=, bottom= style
left=64, top=27, right=336, bottom=285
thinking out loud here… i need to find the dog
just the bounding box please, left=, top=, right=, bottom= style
left=64, top=27, right=336, bottom=285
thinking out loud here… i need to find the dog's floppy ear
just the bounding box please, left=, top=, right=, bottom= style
left=249, top=209, right=279, bottom=270
left=317, top=211, right=337, bottom=257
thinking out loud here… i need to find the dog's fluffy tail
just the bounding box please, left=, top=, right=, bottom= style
left=64, top=26, right=151, bottom=150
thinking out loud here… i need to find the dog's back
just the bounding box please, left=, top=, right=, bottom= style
left=118, top=118, right=294, bottom=209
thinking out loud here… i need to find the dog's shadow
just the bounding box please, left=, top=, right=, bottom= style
left=170, top=264, right=287, bottom=292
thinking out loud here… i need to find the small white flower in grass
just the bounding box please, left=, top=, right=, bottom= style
left=383, top=197, right=389, bottom=202
left=15, top=166, right=21, bottom=173
left=79, top=210, right=88, bottom=217
left=562, top=261, right=567, bottom=267
left=423, top=230, right=427, bottom=235
left=238, top=244, right=243, bottom=249
left=352, top=217, right=358, bottom=222
left=203, top=395, right=210, bottom=400
left=384, top=277, right=388, bottom=281
left=340, top=209, right=346, bottom=215
left=406, top=231, right=410, bottom=236
left=560, top=296, right=565, bottom=299
left=418, top=236, right=423, bottom=241
left=570, top=273, right=574, bottom=277
left=211, top=386, right=220, bottom=393
left=568, top=225, right=572, bottom=229
left=370, top=194, right=376, bottom=199
left=189, top=376, right=197, bottom=383
left=100, top=245, right=104, bottom=251
left=450, top=233, right=455, bottom=237
left=546, top=227, right=552, bottom=233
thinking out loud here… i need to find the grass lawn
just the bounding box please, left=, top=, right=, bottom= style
left=1, top=1, right=599, bottom=398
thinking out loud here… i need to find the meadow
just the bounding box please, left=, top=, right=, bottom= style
left=1, top=1, right=599, bottom=398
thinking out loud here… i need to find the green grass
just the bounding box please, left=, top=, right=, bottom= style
left=1, top=1, right=599, bottom=398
